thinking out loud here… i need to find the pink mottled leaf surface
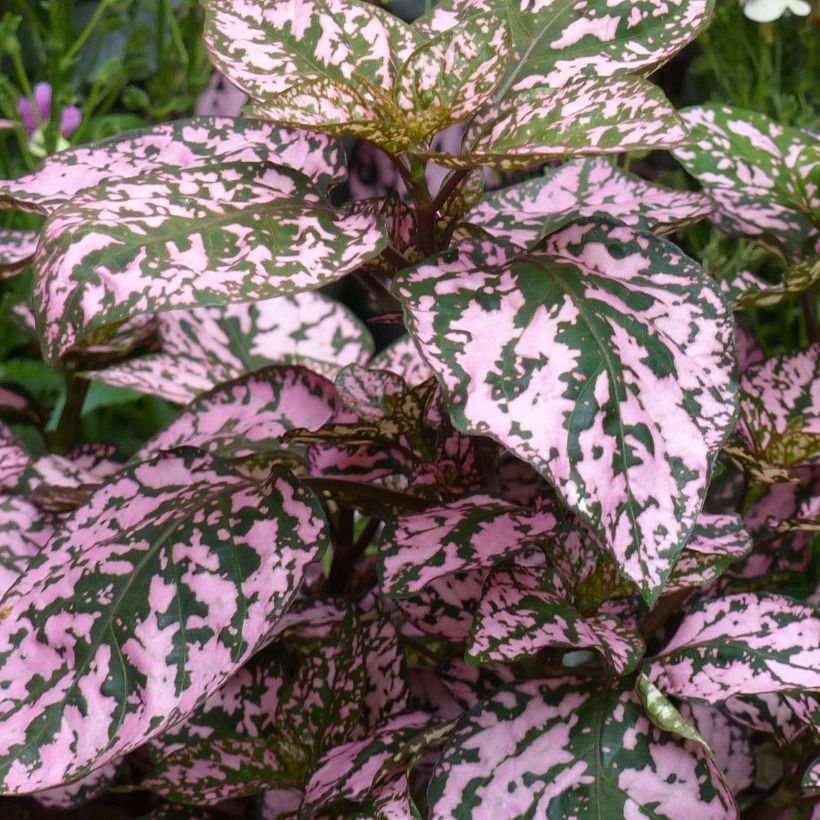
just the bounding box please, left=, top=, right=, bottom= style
left=33, top=162, right=386, bottom=361
left=378, top=494, right=558, bottom=597
left=680, top=703, right=754, bottom=795
left=0, top=229, right=38, bottom=277
left=0, top=496, right=52, bottom=599
left=647, top=593, right=820, bottom=702
left=88, top=292, right=373, bottom=404
left=139, top=366, right=339, bottom=461
left=467, top=565, right=645, bottom=673
left=0, top=423, right=31, bottom=492
left=417, top=0, right=713, bottom=94
left=394, top=219, right=737, bottom=603
left=468, top=158, right=713, bottom=248
left=301, top=711, right=431, bottom=817
left=718, top=260, right=819, bottom=310
left=428, top=678, right=736, bottom=818
left=0, top=449, right=329, bottom=792
left=370, top=336, right=434, bottom=388
left=673, top=105, right=819, bottom=261
left=32, top=761, right=120, bottom=810
left=420, top=77, right=687, bottom=171
left=0, top=117, right=345, bottom=215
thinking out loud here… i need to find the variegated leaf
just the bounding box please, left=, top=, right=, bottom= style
left=719, top=259, right=820, bottom=310
left=0, top=423, right=30, bottom=492
left=146, top=736, right=303, bottom=804
left=467, top=565, right=645, bottom=673
left=33, top=162, right=386, bottom=361
left=0, top=228, right=38, bottom=277
left=646, top=593, right=820, bottom=702
left=0, top=449, right=329, bottom=792
left=88, top=292, right=373, bottom=404
left=468, top=158, right=714, bottom=248
left=673, top=105, right=819, bottom=261
left=679, top=703, right=755, bottom=795
left=0, top=118, right=345, bottom=215
left=437, top=657, right=515, bottom=711
left=665, top=513, right=752, bottom=593
left=428, top=678, right=736, bottom=818
left=138, top=366, right=339, bottom=462
left=32, top=761, right=120, bottom=810
left=369, top=337, right=431, bottom=388
left=260, top=788, right=303, bottom=819
left=378, top=495, right=558, bottom=597
left=301, top=711, right=431, bottom=817
left=419, top=77, right=687, bottom=171
left=149, top=650, right=288, bottom=761
left=732, top=345, right=819, bottom=477
left=723, top=691, right=816, bottom=743
left=394, top=220, right=737, bottom=603
left=0, top=496, right=52, bottom=599
left=335, top=365, right=407, bottom=422
left=395, top=570, right=487, bottom=643
left=203, top=0, right=418, bottom=149
left=394, top=12, right=510, bottom=141
left=418, top=0, right=714, bottom=95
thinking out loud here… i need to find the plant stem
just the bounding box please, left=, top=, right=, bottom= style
left=430, top=169, right=470, bottom=214
left=51, top=372, right=89, bottom=454
left=60, top=0, right=115, bottom=69
left=327, top=506, right=354, bottom=594
left=380, top=245, right=412, bottom=271
left=800, top=289, right=818, bottom=346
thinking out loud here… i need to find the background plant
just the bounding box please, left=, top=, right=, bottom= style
left=0, top=0, right=817, bottom=817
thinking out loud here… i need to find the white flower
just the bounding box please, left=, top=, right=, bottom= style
left=742, top=0, right=811, bottom=22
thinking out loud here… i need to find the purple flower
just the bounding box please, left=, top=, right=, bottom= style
left=17, top=82, right=82, bottom=139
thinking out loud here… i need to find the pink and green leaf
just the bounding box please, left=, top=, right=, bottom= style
left=468, top=158, right=713, bottom=248
left=88, top=292, right=373, bottom=404
left=646, top=593, right=820, bottom=702
left=467, top=565, right=645, bottom=673
left=0, top=117, right=345, bottom=215
left=419, top=77, right=687, bottom=171
left=139, top=366, right=339, bottom=461
left=673, top=105, right=819, bottom=261
left=0, top=228, right=38, bottom=277
left=33, top=162, right=386, bottom=361
left=300, top=711, right=431, bottom=817
left=418, top=0, right=714, bottom=96
left=427, top=678, right=736, bottom=818
left=378, top=495, right=558, bottom=597
left=394, top=219, right=737, bottom=603
left=0, top=449, right=329, bottom=792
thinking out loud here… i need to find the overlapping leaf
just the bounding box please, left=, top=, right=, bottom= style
left=378, top=494, right=558, bottom=597
left=88, top=292, right=373, bottom=404
left=0, top=228, right=38, bottom=277
left=0, top=117, right=345, bottom=215
left=394, top=219, right=737, bottom=603
left=646, top=593, right=820, bottom=702
left=665, top=513, right=751, bottom=593
left=680, top=703, right=754, bottom=795
left=0, top=496, right=52, bottom=598
left=420, top=77, right=687, bottom=171
left=138, top=366, right=339, bottom=462
left=730, top=345, right=819, bottom=480
left=673, top=105, right=819, bottom=260
left=0, top=423, right=30, bottom=491
left=33, top=161, right=386, bottom=361
left=719, top=260, right=820, bottom=310
left=203, top=0, right=419, bottom=149
left=301, top=711, right=431, bottom=817
left=428, top=678, right=736, bottom=818
left=467, top=565, right=645, bottom=672
left=417, top=0, right=714, bottom=94
left=32, top=761, right=120, bottom=810
left=468, top=158, right=713, bottom=248
left=0, top=449, right=329, bottom=792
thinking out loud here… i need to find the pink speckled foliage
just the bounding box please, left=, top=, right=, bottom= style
left=0, top=0, right=816, bottom=813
